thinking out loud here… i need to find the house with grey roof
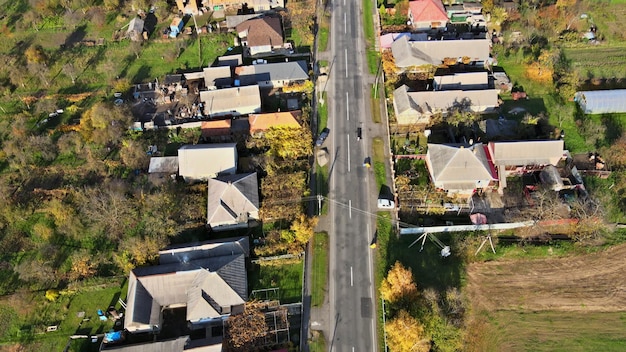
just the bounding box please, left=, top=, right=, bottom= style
left=178, top=143, right=238, bottom=182
left=433, top=72, right=489, bottom=91
left=393, top=85, right=498, bottom=125
left=391, top=35, right=490, bottom=70
left=207, top=173, right=259, bottom=231
left=126, top=17, right=145, bottom=42
left=235, top=61, right=309, bottom=89
left=425, top=143, right=496, bottom=195
left=487, top=140, right=565, bottom=193
left=199, top=85, right=261, bottom=118
left=108, top=237, right=249, bottom=352
left=202, top=66, right=233, bottom=90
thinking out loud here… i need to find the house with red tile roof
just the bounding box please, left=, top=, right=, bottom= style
left=201, top=119, right=232, bottom=139
left=408, top=0, right=449, bottom=31
left=249, top=110, right=301, bottom=136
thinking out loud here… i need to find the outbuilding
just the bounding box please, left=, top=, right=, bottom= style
left=574, top=89, right=626, bottom=114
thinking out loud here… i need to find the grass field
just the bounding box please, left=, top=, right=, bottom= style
left=563, top=44, right=626, bottom=80
left=310, top=233, right=329, bottom=307
left=248, top=259, right=303, bottom=304
left=318, top=91, right=328, bottom=133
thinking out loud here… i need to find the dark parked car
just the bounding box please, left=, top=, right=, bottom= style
left=316, top=128, right=330, bottom=147
left=357, top=127, right=362, bottom=140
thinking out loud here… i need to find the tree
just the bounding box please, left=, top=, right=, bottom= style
left=265, top=126, right=312, bottom=159
left=76, top=181, right=137, bottom=240
left=80, top=102, right=133, bottom=146
left=24, top=45, right=47, bottom=65
left=224, top=304, right=268, bottom=352
left=380, top=261, right=418, bottom=304
left=120, top=138, right=149, bottom=170
left=280, top=214, right=318, bottom=249
left=69, top=250, right=97, bottom=281
left=259, top=171, right=307, bottom=221
left=386, top=309, right=431, bottom=352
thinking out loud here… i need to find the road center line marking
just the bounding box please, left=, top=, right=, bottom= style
left=349, top=199, right=352, bottom=218
left=345, top=49, right=348, bottom=78
left=350, top=266, right=353, bottom=286
left=344, top=13, right=347, bottom=34
left=347, top=133, right=351, bottom=173
left=346, top=92, right=349, bottom=121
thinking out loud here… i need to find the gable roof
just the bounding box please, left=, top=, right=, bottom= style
left=203, top=66, right=232, bottom=88
left=103, top=337, right=189, bottom=352
left=201, top=119, right=232, bottom=138
left=199, top=85, right=261, bottom=116
left=148, top=156, right=179, bottom=174
left=235, top=17, right=283, bottom=47
left=127, top=17, right=145, bottom=34
left=433, top=72, right=489, bottom=90
left=178, top=143, right=237, bottom=180
left=125, top=241, right=247, bottom=333
left=427, top=143, right=495, bottom=185
left=394, top=85, right=499, bottom=114
left=488, top=140, right=564, bottom=166
left=391, top=35, right=490, bottom=67
left=249, top=111, right=301, bottom=133
left=409, top=0, right=448, bottom=23
left=207, top=173, right=259, bottom=227
left=235, top=61, right=309, bottom=86
left=226, top=14, right=261, bottom=29
left=159, top=237, right=250, bottom=265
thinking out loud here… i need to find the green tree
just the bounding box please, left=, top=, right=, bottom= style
left=265, top=126, right=312, bottom=159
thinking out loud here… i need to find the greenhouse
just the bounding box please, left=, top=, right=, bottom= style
left=574, top=89, right=626, bottom=114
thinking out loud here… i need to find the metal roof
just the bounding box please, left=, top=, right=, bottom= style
left=574, top=89, right=626, bottom=114
left=207, top=173, right=259, bottom=227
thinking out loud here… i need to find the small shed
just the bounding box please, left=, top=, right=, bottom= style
left=126, top=17, right=145, bottom=42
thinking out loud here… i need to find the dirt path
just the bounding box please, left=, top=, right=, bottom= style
left=466, top=244, right=626, bottom=312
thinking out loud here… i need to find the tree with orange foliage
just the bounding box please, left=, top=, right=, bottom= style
left=380, top=261, right=418, bottom=304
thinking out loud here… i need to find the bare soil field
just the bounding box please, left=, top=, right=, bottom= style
left=465, top=244, right=626, bottom=351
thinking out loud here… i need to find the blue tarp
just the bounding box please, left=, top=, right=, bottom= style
left=104, top=331, right=123, bottom=343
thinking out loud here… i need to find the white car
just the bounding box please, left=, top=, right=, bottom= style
left=377, top=199, right=395, bottom=209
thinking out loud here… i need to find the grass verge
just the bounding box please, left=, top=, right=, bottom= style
left=318, top=91, right=328, bottom=133
left=375, top=212, right=392, bottom=352
left=311, top=232, right=329, bottom=307
left=309, top=330, right=327, bottom=352
left=315, top=163, right=329, bottom=215
left=318, top=13, right=330, bottom=52
left=248, top=259, right=304, bottom=304
left=371, top=86, right=382, bottom=123
left=362, top=0, right=379, bottom=74
left=372, top=137, right=386, bottom=188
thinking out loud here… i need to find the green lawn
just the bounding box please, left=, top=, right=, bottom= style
left=318, top=91, right=328, bottom=133
left=362, top=0, right=379, bottom=74
left=315, top=163, right=329, bottom=215
left=372, top=137, right=387, bottom=188
left=248, top=259, right=303, bottom=304
left=0, top=277, right=127, bottom=352
left=310, top=233, right=329, bottom=307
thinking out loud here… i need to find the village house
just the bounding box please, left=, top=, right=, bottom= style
left=235, top=17, right=284, bottom=56
left=393, top=85, right=499, bottom=125
left=178, top=143, right=238, bottom=182
left=391, top=35, right=490, bottom=70
left=198, top=85, right=261, bottom=118
left=207, top=173, right=259, bottom=231
left=408, top=0, right=449, bottom=31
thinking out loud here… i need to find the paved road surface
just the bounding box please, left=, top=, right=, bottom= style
left=324, top=0, right=379, bottom=350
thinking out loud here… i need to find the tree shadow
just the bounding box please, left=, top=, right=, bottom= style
left=64, top=24, right=87, bottom=49
left=132, top=65, right=152, bottom=83
left=601, top=114, right=623, bottom=146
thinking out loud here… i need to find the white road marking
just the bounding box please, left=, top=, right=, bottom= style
left=346, top=91, right=349, bottom=121
left=349, top=199, right=352, bottom=218
left=344, top=13, right=347, bottom=34
left=350, top=266, right=353, bottom=286
left=345, top=49, right=348, bottom=78
left=347, top=133, right=351, bottom=173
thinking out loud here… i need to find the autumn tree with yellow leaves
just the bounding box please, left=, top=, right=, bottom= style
left=380, top=261, right=418, bottom=304
left=385, top=309, right=431, bottom=352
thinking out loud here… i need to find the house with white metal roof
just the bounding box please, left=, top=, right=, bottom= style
left=207, top=173, right=259, bottom=231
left=198, top=85, right=261, bottom=118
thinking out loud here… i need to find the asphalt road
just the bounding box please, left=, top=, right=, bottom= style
left=325, top=0, right=379, bottom=350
